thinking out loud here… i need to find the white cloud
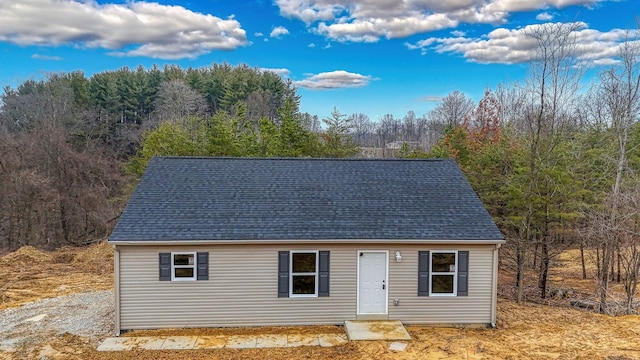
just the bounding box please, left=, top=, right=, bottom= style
left=260, top=68, right=291, bottom=76
left=482, top=0, right=602, bottom=14
left=0, top=0, right=247, bottom=59
left=422, top=95, right=443, bottom=102
left=405, top=22, right=640, bottom=66
left=308, top=43, right=316, bottom=47
left=536, top=12, right=554, bottom=21
left=270, top=26, right=290, bottom=38
left=592, top=58, right=620, bottom=66
left=294, top=70, right=375, bottom=89
left=255, top=32, right=264, bottom=37
left=405, top=38, right=437, bottom=50
left=404, top=38, right=437, bottom=55
left=275, top=0, right=611, bottom=42
left=31, top=53, right=62, bottom=61
left=451, top=30, right=466, bottom=37
left=316, top=13, right=459, bottom=42
left=275, top=0, right=344, bottom=24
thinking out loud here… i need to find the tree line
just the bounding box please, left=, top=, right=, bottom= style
left=1, top=23, right=639, bottom=315
left=0, top=63, right=357, bottom=252
left=419, top=24, right=640, bottom=315
left=1, top=63, right=300, bottom=157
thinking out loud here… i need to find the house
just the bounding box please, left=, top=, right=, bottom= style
left=384, top=141, right=422, bottom=150
left=108, top=157, right=504, bottom=335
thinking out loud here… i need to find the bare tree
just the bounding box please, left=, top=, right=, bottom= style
left=422, top=118, right=446, bottom=150
left=401, top=111, right=417, bottom=142
left=512, top=22, right=584, bottom=302
left=299, top=112, right=321, bottom=133
left=618, top=184, right=640, bottom=314
left=375, top=114, right=401, bottom=156
left=0, top=79, right=128, bottom=250
left=428, top=90, right=475, bottom=128
left=244, top=90, right=271, bottom=128
left=523, top=22, right=584, bottom=135
left=150, top=79, right=207, bottom=127
left=494, top=83, right=528, bottom=133
left=349, top=113, right=373, bottom=146
left=0, top=122, right=126, bottom=251
left=0, top=75, right=95, bottom=137
left=588, top=37, right=640, bottom=313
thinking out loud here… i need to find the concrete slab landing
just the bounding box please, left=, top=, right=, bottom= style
left=97, top=333, right=348, bottom=351
left=344, top=320, right=412, bottom=341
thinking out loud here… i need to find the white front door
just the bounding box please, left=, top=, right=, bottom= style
left=357, top=251, right=388, bottom=315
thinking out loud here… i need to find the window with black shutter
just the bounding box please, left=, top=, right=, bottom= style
left=159, top=252, right=209, bottom=281
left=278, top=250, right=330, bottom=297
left=418, top=250, right=468, bottom=296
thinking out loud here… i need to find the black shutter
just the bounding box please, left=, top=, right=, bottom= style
left=457, top=251, right=469, bottom=296
left=318, top=251, right=330, bottom=297
left=159, top=253, right=171, bottom=281
left=197, top=252, right=209, bottom=280
left=418, top=251, right=430, bottom=296
left=278, top=251, right=290, bottom=297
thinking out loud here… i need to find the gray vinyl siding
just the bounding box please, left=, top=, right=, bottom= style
left=117, top=243, right=496, bottom=330
left=387, top=247, right=494, bottom=324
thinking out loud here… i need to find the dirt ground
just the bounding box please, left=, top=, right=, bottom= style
left=1, top=243, right=639, bottom=360
left=0, top=242, right=113, bottom=311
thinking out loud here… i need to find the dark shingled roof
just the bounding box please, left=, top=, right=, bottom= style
left=109, top=157, right=504, bottom=242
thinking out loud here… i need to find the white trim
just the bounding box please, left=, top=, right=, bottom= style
left=491, top=244, right=500, bottom=327
left=356, top=250, right=389, bottom=316
left=289, top=250, right=319, bottom=298
left=170, top=252, right=197, bottom=281
left=113, top=245, right=121, bottom=336
left=429, top=250, right=458, bottom=296
left=109, top=238, right=506, bottom=246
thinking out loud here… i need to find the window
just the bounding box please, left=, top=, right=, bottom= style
left=278, top=251, right=330, bottom=298
left=172, top=252, right=196, bottom=281
left=159, top=252, right=208, bottom=281
left=290, top=251, right=318, bottom=296
left=430, top=251, right=457, bottom=295
left=418, top=250, right=468, bottom=297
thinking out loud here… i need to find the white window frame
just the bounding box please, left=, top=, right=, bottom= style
left=171, top=252, right=197, bottom=281
left=429, top=250, right=458, bottom=296
left=289, top=250, right=319, bottom=297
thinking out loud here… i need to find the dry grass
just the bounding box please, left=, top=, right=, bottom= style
left=0, top=241, right=113, bottom=311
left=550, top=249, right=600, bottom=294
left=2, top=243, right=640, bottom=360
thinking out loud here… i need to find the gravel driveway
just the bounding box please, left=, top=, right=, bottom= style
left=0, top=290, right=114, bottom=352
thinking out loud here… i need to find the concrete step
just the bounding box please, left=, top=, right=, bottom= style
left=344, top=320, right=412, bottom=341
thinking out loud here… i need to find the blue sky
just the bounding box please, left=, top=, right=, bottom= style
left=0, top=0, right=638, bottom=120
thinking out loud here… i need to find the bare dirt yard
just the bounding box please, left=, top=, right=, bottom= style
left=1, top=242, right=639, bottom=360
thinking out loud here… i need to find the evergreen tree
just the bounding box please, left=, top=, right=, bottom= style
left=321, top=107, right=358, bottom=158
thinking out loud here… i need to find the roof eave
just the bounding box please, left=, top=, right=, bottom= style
left=109, top=238, right=506, bottom=246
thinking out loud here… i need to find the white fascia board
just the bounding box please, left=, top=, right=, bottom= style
left=108, top=238, right=506, bottom=246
